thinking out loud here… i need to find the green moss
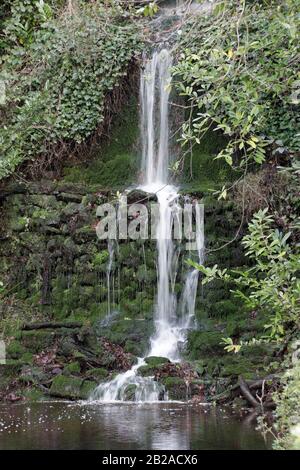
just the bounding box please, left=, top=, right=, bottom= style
left=49, top=375, right=96, bottom=400
left=180, top=130, right=235, bottom=192
left=20, top=352, right=34, bottom=364
left=123, top=384, right=137, bottom=401
left=6, top=340, right=26, bottom=359
left=22, top=387, right=46, bottom=401
left=63, top=97, right=139, bottom=189
left=137, top=365, right=155, bottom=377
left=220, top=356, right=263, bottom=380
left=145, top=356, right=170, bottom=367
left=85, top=367, right=108, bottom=381
left=93, top=250, right=109, bottom=267
left=161, top=377, right=188, bottom=400
left=9, top=216, right=30, bottom=232
left=80, top=380, right=97, bottom=399
left=186, top=331, right=224, bottom=360
left=124, top=340, right=141, bottom=356
left=64, top=361, right=81, bottom=375
left=21, top=330, right=57, bottom=352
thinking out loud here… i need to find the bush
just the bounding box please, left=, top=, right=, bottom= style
left=0, top=1, right=141, bottom=179
left=173, top=0, right=300, bottom=172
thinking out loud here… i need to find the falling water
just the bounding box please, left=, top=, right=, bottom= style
left=106, top=241, right=114, bottom=315
left=141, top=49, right=172, bottom=185
left=92, top=49, right=204, bottom=402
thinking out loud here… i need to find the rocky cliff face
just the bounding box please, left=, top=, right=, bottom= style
left=0, top=99, right=278, bottom=404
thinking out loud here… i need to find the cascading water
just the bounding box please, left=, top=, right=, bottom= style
left=91, top=49, right=204, bottom=402
left=106, top=240, right=114, bottom=315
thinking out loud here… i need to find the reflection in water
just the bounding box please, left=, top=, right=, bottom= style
left=0, top=402, right=272, bottom=450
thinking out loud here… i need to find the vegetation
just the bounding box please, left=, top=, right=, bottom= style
left=174, top=0, right=300, bottom=449
left=0, top=0, right=299, bottom=451
left=0, top=0, right=141, bottom=179
left=173, top=0, right=299, bottom=179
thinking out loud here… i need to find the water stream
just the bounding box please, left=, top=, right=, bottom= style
left=92, top=48, right=204, bottom=402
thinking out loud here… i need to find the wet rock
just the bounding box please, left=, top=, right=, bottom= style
left=126, top=189, right=157, bottom=204
left=123, top=384, right=137, bottom=401
left=161, top=377, right=188, bottom=401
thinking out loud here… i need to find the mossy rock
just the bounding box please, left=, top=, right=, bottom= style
left=63, top=362, right=81, bottom=375
left=123, top=384, right=137, bottom=401
left=220, top=356, right=261, bottom=380
left=9, top=216, right=30, bottom=232
left=85, top=367, right=109, bottom=381
left=49, top=375, right=96, bottom=400
left=20, top=352, right=34, bottom=364
left=145, top=356, right=170, bottom=367
left=186, top=331, right=224, bottom=359
left=124, top=340, right=144, bottom=356
left=20, top=330, right=58, bottom=353
left=160, top=377, right=188, bottom=401
left=27, top=194, right=61, bottom=210
left=80, top=380, right=97, bottom=399
left=137, top=365, right=155, bottom=377
left=19, top=366, right=50, bottom=385
left=180, top=129, right=233, bottom=193
left=6, top=340, right=26, bottom=359
left=21, top=387, right=48, bottom=402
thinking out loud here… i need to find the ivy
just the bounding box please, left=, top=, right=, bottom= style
left=0, top=1, right=142, bottom=179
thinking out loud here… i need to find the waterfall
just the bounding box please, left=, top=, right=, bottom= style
left=141, top=49, right=172, bottom=185
left=91, top=49, right=204, bottom=402
left=106, top=240, right=114, bottom=315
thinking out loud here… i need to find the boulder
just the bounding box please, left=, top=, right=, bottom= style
left=49, top=376, right=96, bottom=400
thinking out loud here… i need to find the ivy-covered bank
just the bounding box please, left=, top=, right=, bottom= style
left=0, top=0, right=141, bottom=179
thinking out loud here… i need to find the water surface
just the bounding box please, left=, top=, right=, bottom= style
left=0, top=402, right=272, bottom=450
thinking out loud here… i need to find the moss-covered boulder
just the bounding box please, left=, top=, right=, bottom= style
left=145, top=356, right=170, bottom=367
left=49, top=376, right=97, bottom=400
left=186, top=331, right=224, bottom=359
left=85, top=367, right=109, bottom=382
left=123, top=384, right=137, bottom=401
left=63, top=362, right=81, bottom=375
left=161, top=377, right=188, bottom=401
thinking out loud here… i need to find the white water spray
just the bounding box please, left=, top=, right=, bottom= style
left=92, top=49, right=204, bottom=402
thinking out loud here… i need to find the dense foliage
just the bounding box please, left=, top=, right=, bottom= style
left=173, top=0, right=300, bottom=171
left=0, top=0, right=141, bottom=179
left=273, top=351, right=300, bottom=449
left=191, top=203, right=300, bottom=448
left=192, top=207, right=300, bottom=340
left=176, top=0, right=300, bottom=449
